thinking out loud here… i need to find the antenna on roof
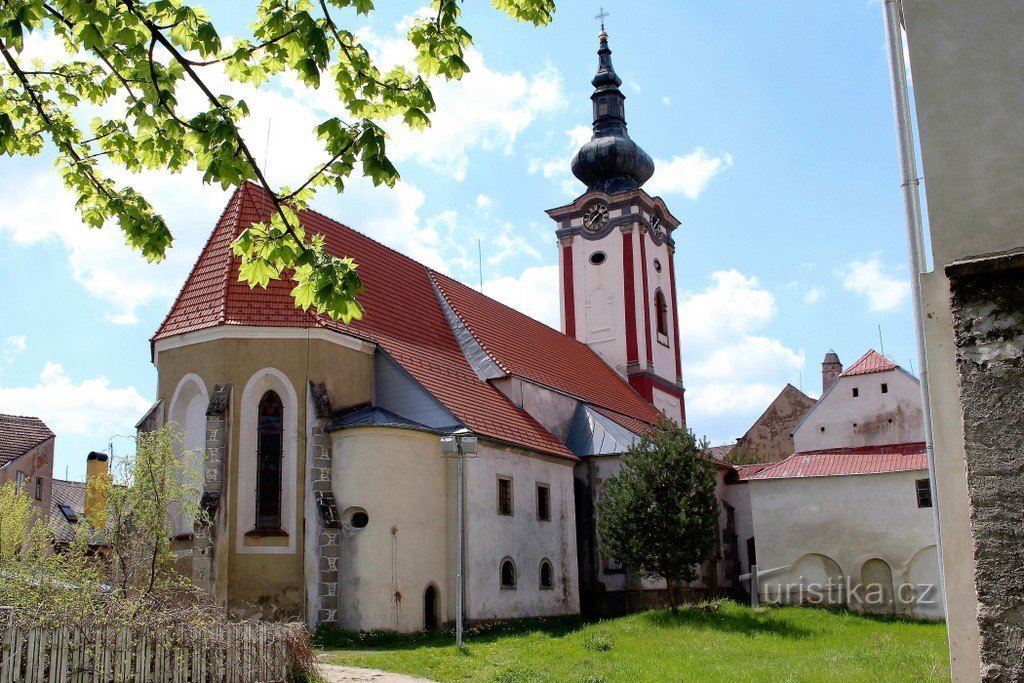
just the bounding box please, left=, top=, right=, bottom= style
left=798, top=370, right=803, bottom=392
left=478, top=239, right=484, bottom=293
left=909, top=357, right=915, bottom=376
left=877, top=324, right=886, bottom=357
left=263, top=118, right=272, bottom=173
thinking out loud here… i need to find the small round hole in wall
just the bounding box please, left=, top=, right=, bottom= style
left=590, top=251, right=606, bottom=265
left=654, top=259, right=662, bottom=273
left=344, top=507, right=369, bottom=529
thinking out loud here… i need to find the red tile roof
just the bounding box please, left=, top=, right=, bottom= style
left=841, top=349, right=898, bottom=377
left=0, top=414, right=55, bottom=467
left=154, top=183, right=661, bottom=459
left=431, top=272, right=663, bottom=425
left=746, top=442, right=928, bottom=480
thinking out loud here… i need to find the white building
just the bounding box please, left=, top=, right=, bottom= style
left=745, top=350, right=943, bottom=619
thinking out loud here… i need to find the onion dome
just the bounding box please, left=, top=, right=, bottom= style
left=570, top=31, right=655, bottom=194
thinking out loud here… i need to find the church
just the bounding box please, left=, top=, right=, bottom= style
left=141, top=29, right=708, bottom=631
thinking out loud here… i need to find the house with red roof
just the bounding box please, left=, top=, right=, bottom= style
left=0, top=413, right=55, bottom=514
left=141, top=30, right=737, bottom=630
left=739, top=350, right=943, bottom=619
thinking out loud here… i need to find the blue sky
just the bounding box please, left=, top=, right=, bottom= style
left=0, top=1, right=920, bottom=480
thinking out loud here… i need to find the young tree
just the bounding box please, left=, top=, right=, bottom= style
left=0, top=480, right=50, bottom=563
left=596, top=421, right=719, bottom=610
left=0, top=0, right=556, bottom=321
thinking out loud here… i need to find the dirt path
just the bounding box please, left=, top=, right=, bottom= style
left=318, top=663, right=436, bottom=683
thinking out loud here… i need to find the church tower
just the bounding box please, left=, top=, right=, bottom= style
left=546, top=29, right=685, bottom=424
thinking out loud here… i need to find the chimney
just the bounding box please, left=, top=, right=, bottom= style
left=822, top=350, right=843, bottom=394
left=84, top=451, right=109, bottom=524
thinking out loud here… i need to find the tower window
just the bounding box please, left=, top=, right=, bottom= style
left=500, top=558, right=517, bottom=589
left=497, top=476, right=513, bottom=516
left=589, top=251, right=606, bottom=265
left=536, top=483, right=551, bottom=521
left=916, top=479, right=932, bottom=508
left=655, top=289, right=669, bottom=342
left=540, top=559, right=554, bottom=590
left=256, top=390, right=284, bottom=529
left=653, top=259, right=662, bottom=273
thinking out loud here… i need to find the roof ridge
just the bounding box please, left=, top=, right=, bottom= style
left=151, top=184, right=249, bottom=343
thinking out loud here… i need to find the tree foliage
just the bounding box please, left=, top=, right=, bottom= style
left=0, top=0, right=556, bottom=321
left=0, top=423, right=207, bottom=628
left=596, top=421, right=719, bottom=609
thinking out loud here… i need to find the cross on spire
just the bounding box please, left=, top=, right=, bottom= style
left=595, top=6, right=609, bottom=31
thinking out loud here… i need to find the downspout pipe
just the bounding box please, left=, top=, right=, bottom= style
left=882, top=0, right=946, bottom=618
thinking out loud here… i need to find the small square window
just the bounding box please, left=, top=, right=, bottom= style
left=852, top=387, right=859, bottom=398
left=916, top=479, right=932, bottom=508
left=536, top=484, right=551, bottom=522
left=881, top=383, right=889, bottom=394
left=497, top=476, right=513, bottom=516
left=820, top=426, right=826, bottom=433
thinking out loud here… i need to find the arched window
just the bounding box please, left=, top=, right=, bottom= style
left=539, top=559, right=554, bottom=590
left=655, top=289, right=669, bottom=340
left=500, top=558, right=517, bottom=589
left=256, top=391, right=283, bottom=529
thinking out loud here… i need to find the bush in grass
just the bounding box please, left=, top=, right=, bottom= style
left=596, top=420, right=719, bottom=610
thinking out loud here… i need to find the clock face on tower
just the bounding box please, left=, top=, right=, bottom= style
left=583, top=203, right=610, bottom=232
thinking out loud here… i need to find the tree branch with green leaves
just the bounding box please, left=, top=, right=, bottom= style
left=0, top=0, right=556, bottom=321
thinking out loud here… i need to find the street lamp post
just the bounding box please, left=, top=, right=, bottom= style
left=440, top=429, right=477, bottom=649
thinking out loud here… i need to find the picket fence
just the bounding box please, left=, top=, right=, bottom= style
left=0, top=621, right=302, bottom=683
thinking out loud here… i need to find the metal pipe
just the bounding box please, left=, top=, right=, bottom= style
left=455, top=441, right=465, bottom=648
left=881, top=0, right=946, bottom=618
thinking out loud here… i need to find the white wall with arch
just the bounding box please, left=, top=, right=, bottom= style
left=168, top=373, right=209, bottom=537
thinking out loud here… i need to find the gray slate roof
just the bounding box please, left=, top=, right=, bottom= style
left=0, top=414, right=55, bottom=467
left=50, top=478, right=86, bottom=546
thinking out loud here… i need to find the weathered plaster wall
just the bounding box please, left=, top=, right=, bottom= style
left=463, top=443, right=580, bottom=620
left=733, top=384, right=815, bottom=463
left=793, top=369, right=923, bottom=452
left=748, top=471, right=942, bottom=619
left=949, top=259, right=1024, bottom=680
left=331, top=427, right=449, bottom=633
left=0, top=438, right=54, bottom=516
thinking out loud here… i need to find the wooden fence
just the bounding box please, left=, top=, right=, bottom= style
left=0, top=621, right=303, bottom=682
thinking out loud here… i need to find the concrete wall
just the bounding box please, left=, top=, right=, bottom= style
left=463, top=443, right=580, bottom=621
left=900, top=0, right=1024, bottom=677
left=748, top=470, right=942, bottom=619
left=793, top=368, right=923, bottom=452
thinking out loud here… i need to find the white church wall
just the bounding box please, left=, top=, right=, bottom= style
left=721, top=480, right=754, bottom=578
left=748, top=470, right=942, bottom=619
left=571, top=220, right=628, bottom=376
left=463, top=443, right=580, bottom=621
left=640, top=224, right=677, bottom=384
left=793, top=368, right=924, bottom=452
left=331, top=427, right=449, bottom=632
left=651, top=386, right=683, bottom=426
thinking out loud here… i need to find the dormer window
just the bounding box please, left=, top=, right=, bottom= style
left=58, top=504, right=78, bottom=524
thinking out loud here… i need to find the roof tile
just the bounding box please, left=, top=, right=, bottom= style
left=0, top=414, right=54, bottom=467
left=746, top=442, right=927, bottom=480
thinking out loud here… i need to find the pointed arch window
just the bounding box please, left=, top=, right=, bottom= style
left=655, top=289, right=670, bottom=344
left=256, top=390, right=284, bottom=529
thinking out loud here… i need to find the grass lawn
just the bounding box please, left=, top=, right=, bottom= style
left=317, top=601, right=950, bottom=682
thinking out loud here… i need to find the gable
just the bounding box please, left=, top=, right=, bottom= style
left=373, top=351, right=459, bottom=430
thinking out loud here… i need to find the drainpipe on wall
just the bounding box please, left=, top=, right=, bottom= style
left=881, top=0, right=946, bottom=618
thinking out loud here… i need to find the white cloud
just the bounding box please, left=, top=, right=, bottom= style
left=680, top=271, right=805, bottom=419
left=647, top=149, right=733, bottom=199
left=662, top=96, right=672, bottom=107
left=0, top=363, right=150, bottom=437
left=840, top=256, right=910, bottom=312
left=2, top=336, right=26, bottom=364
left=804, top=286, right=824, bottom=304
left=475, top=194, right=493, bottom=210
left=485, top=265, right=560, bottom=329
